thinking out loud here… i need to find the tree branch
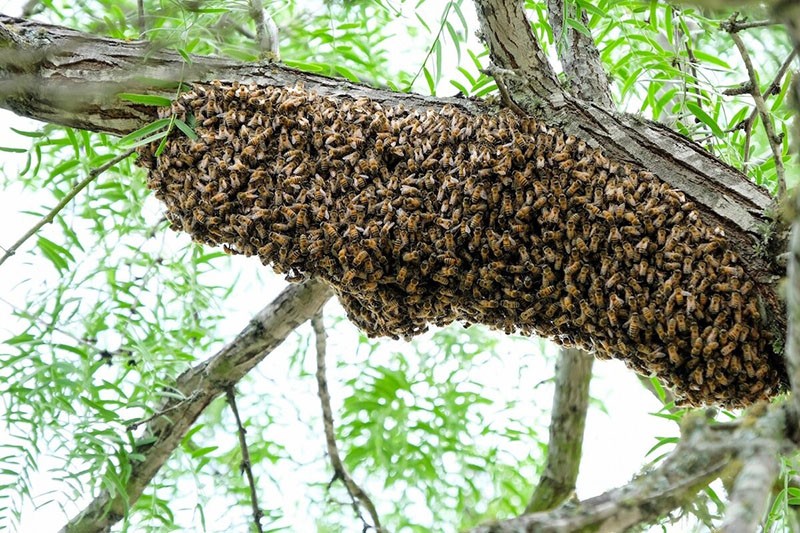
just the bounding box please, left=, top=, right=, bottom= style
left=226, top=387, right=264, bottom=533
left=472, top=0, right=563, bottom=109
left=720, top=434, right=781, bottom=532
left=472, top=404, right=793, bottom=533
left=526, top=347, right=593, bottom=513
left=60, top=279, right=332, bottom=533
left=726, top=17, right=787, bottom=197
left=312, top=313, right=384, bottom=532
left=545, top=0, right=613, bottom=109
left=0, top=148, right=136, bottom=268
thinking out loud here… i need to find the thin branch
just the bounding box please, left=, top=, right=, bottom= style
left=21, top=0, right=43, bottom=17
left=0, top=148, right=135, bottom=268
left=727, top=18, right=787, bottom=197
left=126, top=390, right=201, bottom=432
left=248, top=0, right=279, bottom=59
left=226, top=387, right=264, bottom=533
left=720, top=18, right=776, bottom=33
left=525, top=347, right=593, bottom=513
left=727, top=48, right=797, bottom=173
left=136, top=0, right=145, bottom=38
left=60, top=279, right=333, bottom=533
left=545, top=0, right=613, bottom=108
left=312, top=312, right=384, bottom=533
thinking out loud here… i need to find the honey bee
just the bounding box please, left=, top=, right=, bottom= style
left=627, top=313, right=640, bottom=338
left=341, top=270, right=356, bottom=285
left=709, top=295, right=721, bottom=314
left=667, top=344, right=683, bottom=365
left=604, top=272, right=622, bottom=289
left=538, top=285, right=557, bottom=298
left=607, top=309, right=618, bottom=326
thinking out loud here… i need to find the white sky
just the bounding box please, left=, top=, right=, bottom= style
left=0, top=0, right=683, bottom=531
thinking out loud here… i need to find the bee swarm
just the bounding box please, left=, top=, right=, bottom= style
left=138, top=81, right=786, bottom=408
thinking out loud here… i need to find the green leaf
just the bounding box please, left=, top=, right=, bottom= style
left=423, top=66, right=436, bottom=96
left=117, top=118, right=173, bottom=146
left=117, top=93, right=173, bottom=106
left=37, top=236, right=73, bottom=272
left=566, top=17, right=592, bottom=38
left=173, top=118, right=198, bottom=141
left=686, top=102, right=724, bottom=137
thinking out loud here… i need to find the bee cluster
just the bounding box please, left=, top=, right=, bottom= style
left=138, top=80, right=785, bottom=407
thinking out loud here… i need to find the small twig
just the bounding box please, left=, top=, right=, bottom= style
left=725, top=48, right=797, bottom=173
left=0, top=148, right=135, bottom=268
left=727, top=18, right=786, bottom=196
left=126, top=390, right=201, bottom=432
left=720, top=17, right=775, bottom=34
left=312, top=312, right=384, bottom=532
left=136, top=0, right=145, bottom=39
left=226, top=387, right=264, bottom=533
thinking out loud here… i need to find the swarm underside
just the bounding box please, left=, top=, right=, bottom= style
left=138, top=81, right=785, bottom=408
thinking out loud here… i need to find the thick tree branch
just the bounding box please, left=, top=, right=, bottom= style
left=720, top=434, right=781, bottom=532
left=472, top=405, right=794, bottom=533
left=61, top=279, right=332, bottom=533
left=545, top=0, right=613, bottom=109
left=525, top=347, right=593, bottom=513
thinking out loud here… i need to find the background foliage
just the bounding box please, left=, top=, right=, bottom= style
left=0, top=0, right=796, bottom=531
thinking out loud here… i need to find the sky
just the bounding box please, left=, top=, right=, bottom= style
left=0, top=0, right=685, bottom=531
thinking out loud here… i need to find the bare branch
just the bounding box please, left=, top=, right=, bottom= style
left=312, top=313, right=384, bottom=532
left=721, top=18, right=778, bottom=33
left=60, top=279, right=333, bottom=533
left=226, top=387, right=264, bottom=533
left=727, top=17, right=787, bottom=197
left=545, top=0, right=613, bottom=108
left=720, top=437, right=781, bottom=532
left=472, top=0, right=563, bottom=109
left=136, top=0, right=145, bottom=38
left=786, top=196, right=800, bottom=433
left=526, top=347, right=593, bottom=513
left=0, top=148, right=136, bottom=268
left=472, top=405, right=793, bottom=533
left=727, top=48, right=797, bottom=174
left=248, top=0, right=280, bottom=60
